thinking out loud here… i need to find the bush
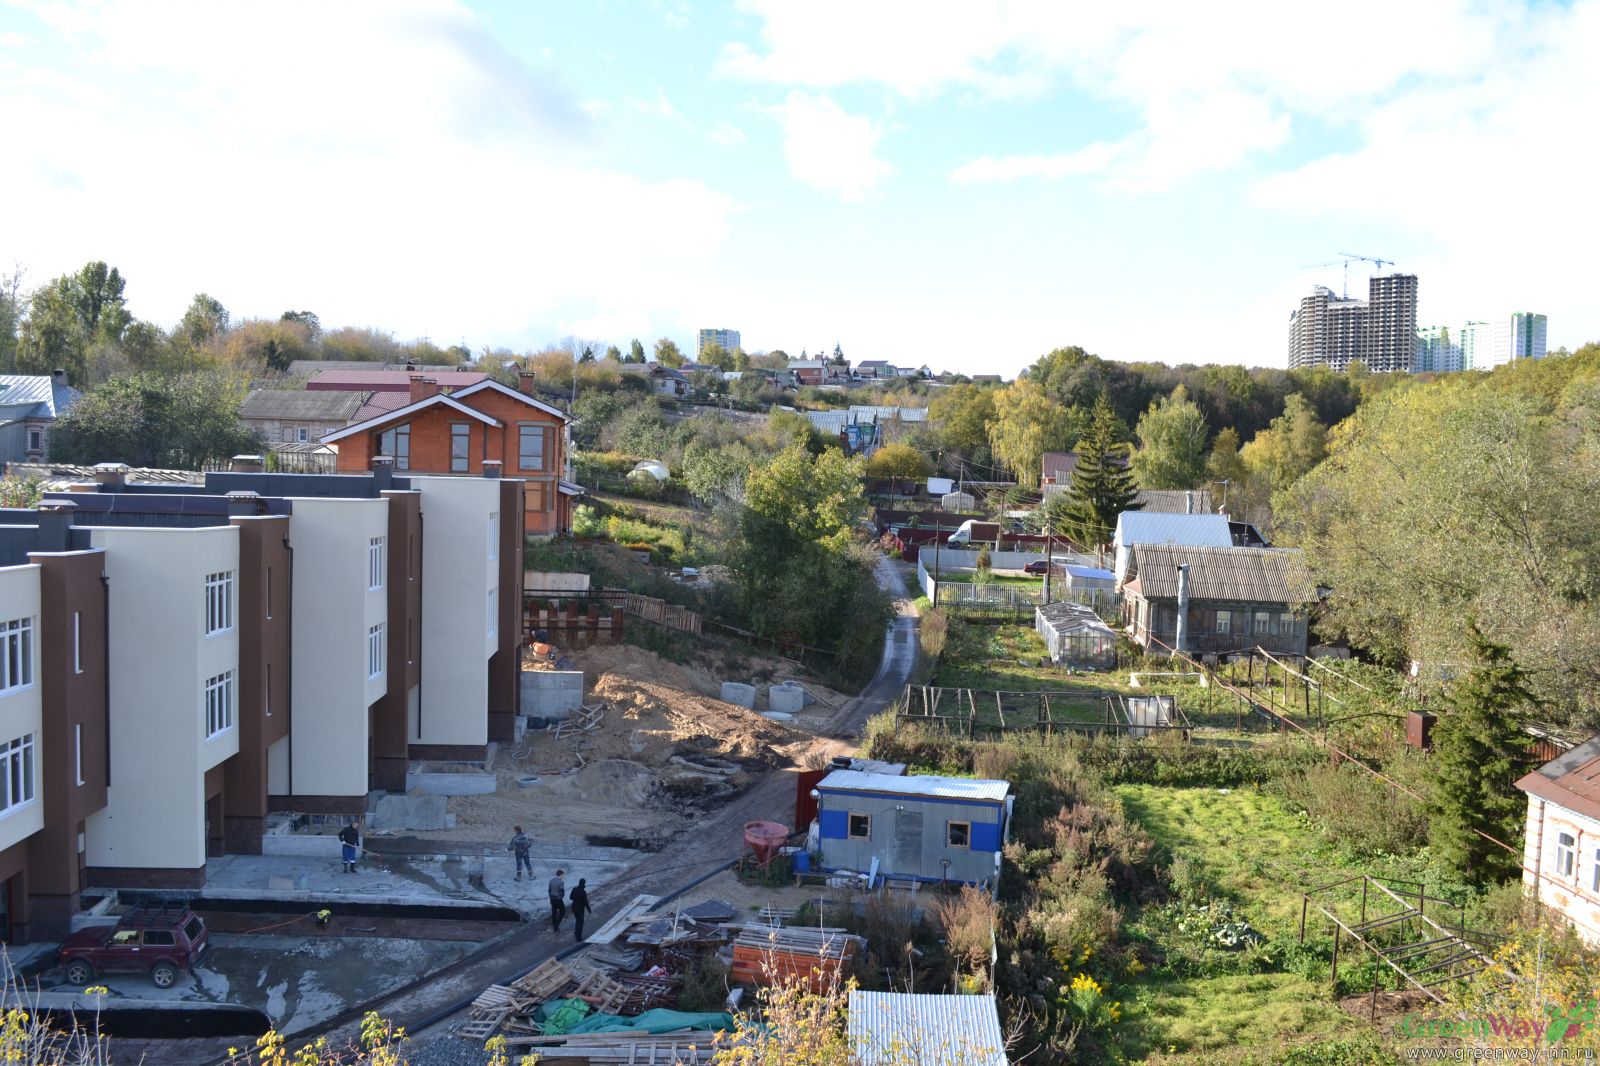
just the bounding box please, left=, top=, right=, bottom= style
left=931, top=886, right=999, bottom=979
left=1270, top=760, right=1427, bottom=857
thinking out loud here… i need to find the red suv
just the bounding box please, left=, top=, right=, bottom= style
left=59, top=906, right=209, bottom=989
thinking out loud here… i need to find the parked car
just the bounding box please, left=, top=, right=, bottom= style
left=59, top=905, right=209, bottom=988
left=1023, top=559, right=1052, bottom=575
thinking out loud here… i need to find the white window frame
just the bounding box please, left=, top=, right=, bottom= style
left=450, top=422, right=470, bottom=473
left=1215, top=609, right=1231, bottom=635
left=73, top=612, right=83, bottom=674
left=488, top=513, right=498, bottom=561
left=204, top=671, right=234, bottom=739
left=0, top=618, right=34, bottom=695
left=1557, top=831, right=1577, bottom=878
left=368, top=536, right=387, bottom=591
left=0, top=734, right=36, bottom=815
left=296, top=426, right=310, bottom=443
left=1591, top=847, right=1600, bottom=894
left=368, top=623, right=386, bottom=680
left=205, top=571, right=235, bottom=636
left=487, top=587, right=498, bottom=640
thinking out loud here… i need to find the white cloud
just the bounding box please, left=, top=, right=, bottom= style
left=768, top=91, right=892, bottom=202
left=627, top=88, right=685, bottom=123
left=0, top=0, right=740, bottom=343
left=709, top=121, right=745, bottom=147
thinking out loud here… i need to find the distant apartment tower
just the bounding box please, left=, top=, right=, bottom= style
left=1287, top=274, right=1418, bottom=373
left=1459, top=321, right=1492, bottom=370
left=1482, top=312, right=1548, bottom=370
left=1418, top=314, right=1546, bottom=373
left=1414, top=326, right=1463, bottom=373
left=697, top=328, right=740, bottom=357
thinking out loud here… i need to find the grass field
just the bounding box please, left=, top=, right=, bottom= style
left=934, top=570, right=1042, bottom=586
left=932, top=621, right=1127, bottom=693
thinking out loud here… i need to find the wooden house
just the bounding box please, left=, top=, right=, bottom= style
left=1121, top=543, right=1314, bottom=657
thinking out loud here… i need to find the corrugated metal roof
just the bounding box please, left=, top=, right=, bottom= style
left=848, top=992, right=1007, bottom=1066
left=1065, top=565, right=1114, bottom=581
left=1136, top=488, right=1214, bottom=514
left=0, top=375, right=79, bottom=420
left=353, top=391, right=409, bottom=422
left=7, top=463, right=204, bottom=492
left=1115, top=511, right=1234, bottom=550
left=239, top=390, right=367, bottom=421
left=818, top=770, right=1009, bottom=802
left=1126, top=543, right=1314, bottom=604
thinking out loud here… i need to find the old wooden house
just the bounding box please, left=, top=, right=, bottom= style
left=1121, top=543, right=1315, bottom=657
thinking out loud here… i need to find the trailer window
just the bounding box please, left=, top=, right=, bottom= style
left=848, top=813, right=871, bottom=839
left=947, top=821, right=971, bottom=848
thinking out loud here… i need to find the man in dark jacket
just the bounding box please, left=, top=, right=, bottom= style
left=338, top=822, right=361, bottom=873
left=507, top=826, right=532, bottom=881
left=547, top=869, right=566, bottom=931
left=569, top=878, right=592, bottom=942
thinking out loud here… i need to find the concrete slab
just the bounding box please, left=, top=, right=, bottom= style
left=522, top=671, right=584, bottom=718
left=370, top=792, right=454, bottom=830
left=405, top=772, right=497, bottom=796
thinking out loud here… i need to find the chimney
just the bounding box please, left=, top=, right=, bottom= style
left=370, top=455, right=394, bottom=493
left=1185, top=490, right=1194, bottom=515
left=1173, top=563, right=1191, bottom=656
left=36, top=498, right=77, bottom=552
left=230, top=455, right=265, bottom=473
left=51, top=368, right=67, bottom=386
left=409, top=375, right=439, bottom=403
left=92, top=462, right=129, bottom=490
left=225, top=490, right=264, bottom=517
left=518, top=371, right=537, bottom=396
left=482, top=459, right=503, bottom=480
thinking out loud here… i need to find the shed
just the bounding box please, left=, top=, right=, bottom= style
left=630, top=459, right=670, bottom=482
left=1112, top=512, right=1235, bottom=584
left=940, top=491, right=976, bottom=511
left=848, top=991, right=1008, bottom=1066
left=1035, top=600, right=1118, bottom=670
left=814, top=771, right=1011, bottom=893
left=1063, top=564, right=1115, bottom=592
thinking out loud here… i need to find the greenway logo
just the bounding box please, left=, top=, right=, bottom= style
left=1399, top=1000, right=1598, bottom=1045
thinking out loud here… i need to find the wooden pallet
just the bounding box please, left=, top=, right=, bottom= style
left=512, top=957, right=578, bottom=1000
left=756, top=906, right=797, bottom=926
left=585, top=893, right=661, bottom=945
left=455, top=1016, right=505, bottom=1041
left=470, top=984, right=519, bottom=1015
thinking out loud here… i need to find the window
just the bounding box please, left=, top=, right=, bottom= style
left=848, top=813, right=871, bottom=839
left=73, top=612, right=82, bottom=673
left=184, top=917, right=204, bottom=942
left=1557, top=831, right=1577, bottom=878
left=1592, top=848, right=1600, bottom=893
left=518, top=425, right=548, bottom=472
left=1254, top=610, right=1272, bottom=635
left=527, top=481, right=549, bottom=514
left=296, top=427, right=310, bottom=443
left=488, top=513, right=498, bottom=560
left=368, top=536, right=387, bottom=590
left=142, top=930, right=175, bottom=947
left=0, top=735, right=34, bottom=814
left=488, top=588, right=498, bottom=640
left=368, top=623, right=386, bottom=680
left=0, top=618, right=34, bottom=694
left=27, top=427, right=44, bottom=453
left=205, top=672, right=234, bottom=738
left=378, top=424, right=411, bottom=470
left=450, top=423, right=470, bottom=473
left=1280, top=612, right=1297, bottom=634
left=947, top=821, right=972, bottom=848
left=205, top=571, right=234, bottom=635
left=1215, top=610, right=1231, bottom=635
left=75, top=724, right=84, bottom=786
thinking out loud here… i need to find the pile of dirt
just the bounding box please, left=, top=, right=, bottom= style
left=583, top=675, right=805, bottom=769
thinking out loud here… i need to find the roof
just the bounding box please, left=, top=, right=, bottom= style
left=1136, top=488, right=1214, bottom=514
left=1036, top=599, right=1116, bottom=634
left=1114, top=511, right=1234, bottom=550
left=858, top=359, right=891, bottom=368
left=848, top=405, right=928, bottom=423
left=848, top=992, right=1007, bottom=1066
left=787, top=359, right=825, bottom=370
left=287, top=359, right=463, bottom=377
left=353, top=391, right=409, bottom=422
left=1065, top=565, right=1115, bottom=581
left=319, top=392, right=501, bottom=444
left=1040, top=451, right=1079, bottom=482
left=1516, top=736, right=1600, bottom=822
left=238, top=390, right=366, bottom=422
left=306, top=369, right=488, bottom=392
left=0, top=375, right=79, bottom=421
left=617, top=361, right=690, bottom=382
left=1125, top=543, right=1315, bottom=604
left=818, top=770, right=1009, bottom=803
left=4, top=463, right=203, bottom=492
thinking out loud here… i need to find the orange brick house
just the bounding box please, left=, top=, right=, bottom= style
left=322, top=374, right=577, bottom=536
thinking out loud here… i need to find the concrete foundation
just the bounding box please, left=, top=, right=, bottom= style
left=521, top=670, right=585, bottom=718
left=368, top=792, right=454, bottom=831
left=720, top=682, right=756, bottom=709
left=405, top=771, right=497, bottom=796
left=769, top=683, right=807, bottom=714
left=261, top=835, right=344, bottom=858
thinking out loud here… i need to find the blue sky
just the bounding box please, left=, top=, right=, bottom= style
left=2, top=0, right=1595, bottom=375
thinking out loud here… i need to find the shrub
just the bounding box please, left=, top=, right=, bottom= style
left=932, top=886, right=1000, bottom=979
left=675, top=953, right=730, bottom=1012
left=1270, top=760, right=1427, bottom=857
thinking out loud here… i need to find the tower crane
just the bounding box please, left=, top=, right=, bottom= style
left=1301, top=253, right=1397, bottom=298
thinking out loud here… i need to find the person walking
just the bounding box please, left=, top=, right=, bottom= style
left=569, top=878, right=592, bottom=943
left=507, top=826, right=533, bottom=881
left=547, top=869, right=567, bottom=931
left=338, top=821, right=361, bottom=873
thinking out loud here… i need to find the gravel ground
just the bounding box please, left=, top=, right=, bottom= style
left=403, top=1027, right=498, bottom=1066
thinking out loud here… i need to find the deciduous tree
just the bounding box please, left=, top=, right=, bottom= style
left=50, top=372, right=261, bottom=469
left=1132, top=384, right=1210, bottom=489
left=862, top=442, right=933, bottom=480
left=986, top=380, right=1084, bottom=489
left=654, top=337, right=684, bottom=367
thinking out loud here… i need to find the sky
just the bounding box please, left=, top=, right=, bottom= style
left=1, top=0, right=1596, bottom=376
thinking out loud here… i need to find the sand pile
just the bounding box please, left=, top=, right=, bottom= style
left=583, top=675, right=805, bottom=768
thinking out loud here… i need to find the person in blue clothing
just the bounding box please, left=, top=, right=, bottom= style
left=338, top=821, right=361, bottom=873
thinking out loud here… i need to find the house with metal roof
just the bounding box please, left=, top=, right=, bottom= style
left=812, top=770, right=1012, bottom=893
left=1516, top=737, right=1600, bottom=946
left=239, top=389, right=367, bottom=446
left=1136, top=487, right=1214, bottom=514
left=0, top=372, right=80, bottom=464
left=1111, top=511, right=1236, bottom=585
left=617, top=361, right=690, bottom=397
left=848, top=991, right=1008, bottom=1066
left=1121, top=543, right=1315, bottom=657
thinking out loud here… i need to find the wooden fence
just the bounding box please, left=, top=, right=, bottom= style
left=896, top=685, right=1191, bottom=739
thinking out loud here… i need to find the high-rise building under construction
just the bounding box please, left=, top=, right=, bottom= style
left=1287, top=273, right=1418, bottom=373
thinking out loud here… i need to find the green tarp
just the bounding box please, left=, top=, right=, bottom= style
left=568, top=1008, right=735, bottom=1035
left=533, top=998, right=593, bottom=1035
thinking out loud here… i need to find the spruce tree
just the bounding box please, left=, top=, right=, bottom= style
left=1427, top=623, right=1534, bottom=884
left=1055, top=398, right=1141, bottom=548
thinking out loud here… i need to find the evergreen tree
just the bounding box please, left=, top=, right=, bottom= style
left=1053, top=397, right=1140, bottom=548
left=1427, top=623, right=1534, bottom=884
left=628, top=338, right=646, bottom=363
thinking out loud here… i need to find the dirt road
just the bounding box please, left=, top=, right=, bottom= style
left=287, top=557, right=921, bottom=1059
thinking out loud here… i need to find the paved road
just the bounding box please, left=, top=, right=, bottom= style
left=289, top=555, right=922, bottom=1059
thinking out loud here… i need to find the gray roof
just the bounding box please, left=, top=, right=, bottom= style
left=848, top=991, right=1007, bottom=1066
left=849, top=405, right=928, bottom=423
left=818, top=770, right=1009, bottom=803
left=1136, top=488, right=1214, bottom=514
left=239, top=390, right=367, bottom=421
left=1114, top=511, right=1234, bottom=550
left=4, top=463, right=203, bottom=491
left=0, top=375, right=79, bottom=421
left=1037, top=599, right=1116, bottom=635
left=1125, top=543, right=1314, bottom=604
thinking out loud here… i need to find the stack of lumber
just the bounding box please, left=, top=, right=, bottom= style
left=729, top=926, right=865, bottom=990
left=585, top=893, right=661, bottom=946
left=455, top=959, right=579, bottom=1041
left=502, top=1030, right=721, bottom=1063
